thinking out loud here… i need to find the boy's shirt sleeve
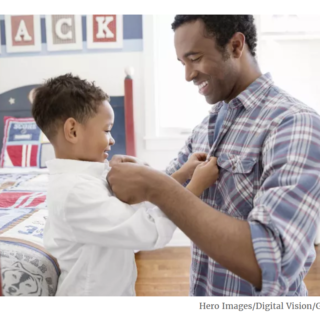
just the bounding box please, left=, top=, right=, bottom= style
left=64, top=176, right=176, bottom=250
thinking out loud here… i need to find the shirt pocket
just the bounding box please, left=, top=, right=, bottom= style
left=217, top=153, right=257, bottom=174
left=216, top=153, right=258, bottom=218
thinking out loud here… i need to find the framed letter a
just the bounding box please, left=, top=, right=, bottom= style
left=5, top=15, right=41, bottom=53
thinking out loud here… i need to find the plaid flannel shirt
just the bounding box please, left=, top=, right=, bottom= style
left=166, top=73, right=320, bottom=296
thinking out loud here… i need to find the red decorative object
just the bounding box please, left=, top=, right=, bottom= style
left=0, top=117, right=43, bottom=168
left=124, top=69, right=136, bottom=156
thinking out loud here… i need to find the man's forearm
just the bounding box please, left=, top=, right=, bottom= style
left=148, top=174, right=262, bottom=289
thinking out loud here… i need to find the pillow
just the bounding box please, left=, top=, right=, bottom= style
left=0, top=117, right=55, bottom=168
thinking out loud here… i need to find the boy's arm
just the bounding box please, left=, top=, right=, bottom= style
left=186, top=157, right=219, bottom=197
left=171, top=169, right=189, bottom=185
left=171, top=152, right=207, bottom=185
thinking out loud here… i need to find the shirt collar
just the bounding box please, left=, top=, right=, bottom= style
left=210, top=72, right=274, bottom=113
left=46, top=159, right=110, bottom=178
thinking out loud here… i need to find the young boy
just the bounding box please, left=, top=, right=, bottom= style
left=32, top=74, right=219, bottom=296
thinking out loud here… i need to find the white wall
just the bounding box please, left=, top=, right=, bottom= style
left=260, top=39, right=320, bottom=114
left=0, top=53, right=142, bottom=96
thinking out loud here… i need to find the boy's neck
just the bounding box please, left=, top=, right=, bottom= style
left=54, top=146, right=82, bottom=162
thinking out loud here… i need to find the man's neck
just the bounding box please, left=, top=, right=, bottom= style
left=225, top=56, right=262, bottom=103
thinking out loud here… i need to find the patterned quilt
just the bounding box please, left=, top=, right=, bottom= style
left=0, top=169, right=59, bottom=296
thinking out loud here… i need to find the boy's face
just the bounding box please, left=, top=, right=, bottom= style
left=77, top=100, right=115, bottom=163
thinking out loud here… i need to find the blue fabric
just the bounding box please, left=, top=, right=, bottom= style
left=212, top=102, right=228, bottom=143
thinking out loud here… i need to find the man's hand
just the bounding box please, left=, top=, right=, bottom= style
left=187, top=157, right=219, bottom=197
left=171, top=152, right=207, bottom=184
left=107, top=163, right=168, bottom=204
left=109, top=154, right=149, bottom=167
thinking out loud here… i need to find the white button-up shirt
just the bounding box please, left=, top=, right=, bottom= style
left=44, top=159, right=176, bottom=296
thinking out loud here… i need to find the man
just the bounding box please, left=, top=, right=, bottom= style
left=108, top=15, right=320, bottom=296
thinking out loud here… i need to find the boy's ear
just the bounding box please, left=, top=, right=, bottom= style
left=64, top=118, right=79, bottom=143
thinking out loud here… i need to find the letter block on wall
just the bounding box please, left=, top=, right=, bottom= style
left=45, top=15, right=83, bottom=51
left=5, top=15, right=41, bottom=53
left=86, top=15, right=123, bottom=49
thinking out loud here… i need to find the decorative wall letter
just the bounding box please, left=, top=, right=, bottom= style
left=45, top=15, right=83, bottom=51
left=86, top=15, right=123, bottom=49
left=5, top=15, right=41, bottom=53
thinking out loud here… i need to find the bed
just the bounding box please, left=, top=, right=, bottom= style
left=0, top=68, right=136, bottom=296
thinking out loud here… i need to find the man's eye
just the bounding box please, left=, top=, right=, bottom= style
left=191, top=57, right=201, bottom=62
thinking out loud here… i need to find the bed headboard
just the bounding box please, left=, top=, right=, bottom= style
left=0, top=68, right=136, bottom=160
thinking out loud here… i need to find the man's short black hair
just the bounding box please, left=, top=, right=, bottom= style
left=172, top=15, right=257, bottom=57
left=32, top=73, right=109, bottom=140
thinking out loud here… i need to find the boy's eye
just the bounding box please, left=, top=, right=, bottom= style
left=190, top=57, right=201, bottom=62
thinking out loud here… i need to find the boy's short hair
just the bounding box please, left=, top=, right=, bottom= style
left=32, top=73, right=109, bottom=140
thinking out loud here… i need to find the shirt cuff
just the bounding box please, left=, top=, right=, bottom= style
left=249, top=220, right=288, bottom=296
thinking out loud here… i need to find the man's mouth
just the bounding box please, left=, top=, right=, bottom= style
left=104, top=150, right=110, bottom=159
left=197, top=81, right=209, bottom=95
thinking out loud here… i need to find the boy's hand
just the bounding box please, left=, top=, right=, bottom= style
left=187, top=157, right=219, bottom=197
left=184, top=152, right=208, bottom=179
left=109, top=155, right=149, bottom=167
left=171, top=152, right=207, bottom=184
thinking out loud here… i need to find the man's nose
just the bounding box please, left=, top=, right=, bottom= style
left=185, top=65, right=198, bottom=82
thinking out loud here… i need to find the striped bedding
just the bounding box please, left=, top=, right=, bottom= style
left=0, top=168, right=59, bottom=296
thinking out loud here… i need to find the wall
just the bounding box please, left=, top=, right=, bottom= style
left=260, top=38, right=320, bottom=114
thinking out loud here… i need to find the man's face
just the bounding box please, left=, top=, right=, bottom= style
left=174, top=19, right=239, bottom=105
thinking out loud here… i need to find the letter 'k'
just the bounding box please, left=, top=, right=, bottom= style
left=96, top=16, right=114, bottom=39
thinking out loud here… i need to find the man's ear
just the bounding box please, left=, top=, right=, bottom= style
left=64, top=118, right=79, bottom=143
left=229, top=32, right=245, bottom=59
